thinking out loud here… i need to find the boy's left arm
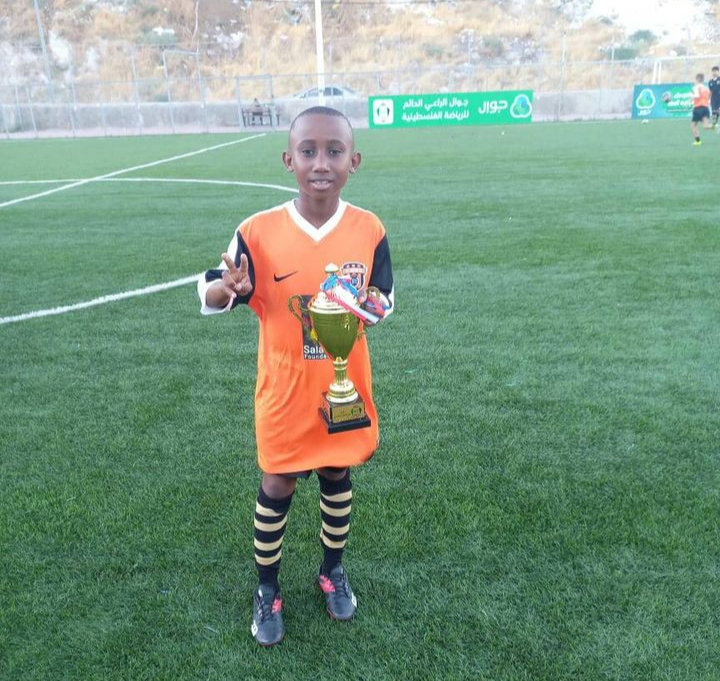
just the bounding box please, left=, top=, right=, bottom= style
left=361, top=234, right=394, bottom=325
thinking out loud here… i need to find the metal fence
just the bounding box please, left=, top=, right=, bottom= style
left=2, top=53, right=719, bottom=138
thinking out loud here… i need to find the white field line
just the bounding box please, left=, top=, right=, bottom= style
left=1, top=147, right=299, bottom=326
left=0, top=133, right=266, bottom=209
left=0, top=275, right=200, bottom=326
left=0, top=177, right=298, bottom=194
left=0, top=179, right=72, bottom=185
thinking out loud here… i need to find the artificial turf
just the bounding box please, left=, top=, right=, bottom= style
left=1, top=120, right=718, bottom=680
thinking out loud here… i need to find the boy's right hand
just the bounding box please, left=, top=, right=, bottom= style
left=220, top=252, right=253, bottom=300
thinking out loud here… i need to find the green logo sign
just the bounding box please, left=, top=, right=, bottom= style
left=369, top=90, right=534, bottom=128
left=632, top=83, right=693, bottom=119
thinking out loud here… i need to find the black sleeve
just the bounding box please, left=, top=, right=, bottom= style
left=367, top=234, right=395, bottom=317
left=368, top=235, right=394, bottom=298
left=203, top=231, right=256, bottom=308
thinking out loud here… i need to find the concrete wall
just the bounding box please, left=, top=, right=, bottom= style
left=533, top=89, right=633, bottom=121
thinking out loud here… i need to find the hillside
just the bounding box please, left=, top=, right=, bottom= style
left=1, top=0, right=718, bottom=98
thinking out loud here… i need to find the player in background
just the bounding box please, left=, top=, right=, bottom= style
left=708, top=66, right=720, bottom=130
left=691, top=73, right=712, bottom=146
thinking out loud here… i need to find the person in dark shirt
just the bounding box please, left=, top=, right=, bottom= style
left=708, top=66, right=720, bottom=128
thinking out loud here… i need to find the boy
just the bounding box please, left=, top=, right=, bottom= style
left=708, top=66, right=720, bottom=129
left=691, top=73, right=711, bottom=146
left=197, top=107, right=394, bottom=646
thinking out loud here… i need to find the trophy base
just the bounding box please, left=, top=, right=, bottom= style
left=320, top=393, right=371, bottom=434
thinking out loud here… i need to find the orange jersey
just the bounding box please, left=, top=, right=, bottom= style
left=199, top=200, right=395, bottom=474
left=693, top=83, right=710, bottom=108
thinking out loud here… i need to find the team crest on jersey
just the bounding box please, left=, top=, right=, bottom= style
left=340, top=262, right=367, bottom=290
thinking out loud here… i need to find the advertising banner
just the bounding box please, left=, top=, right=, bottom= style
left=369, top=90, right=533, bottom=128
left=632, top=83, right=693, bottom=119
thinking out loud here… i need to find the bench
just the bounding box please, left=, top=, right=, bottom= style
left=241, top=105, right=279, bottom=127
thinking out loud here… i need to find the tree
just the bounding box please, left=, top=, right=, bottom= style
left=628, top=30, right=656, bottom=44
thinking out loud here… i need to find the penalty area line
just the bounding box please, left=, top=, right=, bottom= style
left=0, top=275, right=200, bottom=326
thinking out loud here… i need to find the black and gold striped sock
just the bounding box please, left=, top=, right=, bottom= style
left=254, top=486, right=292, bottom=589
left=318, top=471, right=352, bottom=574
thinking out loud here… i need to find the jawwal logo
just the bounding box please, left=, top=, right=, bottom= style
left=373, top=99, right=394, bottom=125
left=509, top=94, right=532, bottom=119
left=635, top=88, right=656, bottom=112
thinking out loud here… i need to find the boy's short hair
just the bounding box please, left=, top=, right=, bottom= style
left=696, top=73, right=705, bottom=81
left=713, top=66, right=720, bottom=72
left=289, top=106, right=353, bottom=135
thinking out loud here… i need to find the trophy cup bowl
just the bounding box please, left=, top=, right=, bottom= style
left=308, top=292, right=359, bottom=404
left=288, top=265, right=371, bottom=433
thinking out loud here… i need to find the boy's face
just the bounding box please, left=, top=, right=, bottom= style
left=283, top=113, right=361, bottom=202
left=714, top=70, right=719, bottom=78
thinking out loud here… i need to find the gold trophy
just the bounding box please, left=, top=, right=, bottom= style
left=289, top=264, right=371, bottom=434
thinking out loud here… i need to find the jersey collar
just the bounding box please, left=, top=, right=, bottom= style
left=285, top=199, right=347, bottom=242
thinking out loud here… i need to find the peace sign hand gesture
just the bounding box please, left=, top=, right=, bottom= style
left=220, top=252, right=253, bottom=300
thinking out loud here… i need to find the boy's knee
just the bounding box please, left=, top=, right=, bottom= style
left=316, top=466, right=348, bottom=481
left=261, top=473, right=297, bottom=499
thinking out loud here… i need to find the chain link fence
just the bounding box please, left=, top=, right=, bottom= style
left=2, top=52, right=719, bottom=138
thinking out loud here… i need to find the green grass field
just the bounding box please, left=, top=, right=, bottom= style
left=1, top=120, right=719, bottom=680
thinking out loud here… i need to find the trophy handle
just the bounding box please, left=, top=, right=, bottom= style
left=288, top=295, right=311, bottom=331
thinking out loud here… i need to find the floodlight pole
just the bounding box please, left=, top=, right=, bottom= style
left=32, top=0, right=54, bottom=99
left=557, top=31, right=566, bottom=122
left=314, top=0, right=326, bottom=105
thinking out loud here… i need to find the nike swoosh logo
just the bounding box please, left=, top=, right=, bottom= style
left=274, top=270, right=298, bottom=282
